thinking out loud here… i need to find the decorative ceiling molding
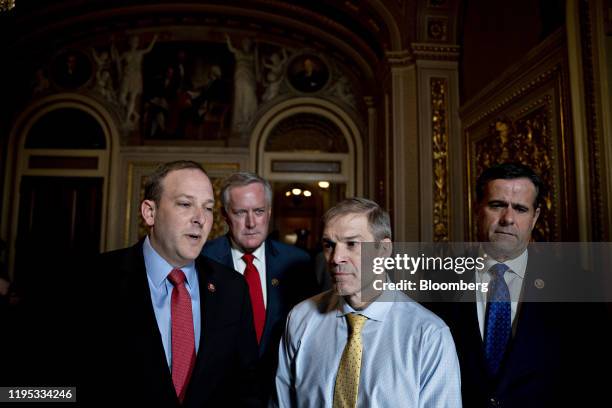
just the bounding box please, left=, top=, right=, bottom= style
left=386, top=49, right=414, bottom=66
left=4, top=1, right=410, bottom=88
left=410, top=42, right=460, bottom=61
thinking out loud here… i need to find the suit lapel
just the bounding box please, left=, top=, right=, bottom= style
left=262, top=239, right=282, bottom=353
left=453, top=268, right=489, bottom=384
left=498, top=251, right=546, bottom=380
left=123, top=243, right=168, bottom=359
left=121, top=242, right=175, bottom=402
left=459, top=291, right=488, bottom=372
left=188, top=257, right=223, bottom=394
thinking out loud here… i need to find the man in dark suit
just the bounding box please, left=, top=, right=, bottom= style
left=202, top=172, right=315, bottom=400
left=88, top=161, right=260, bottom=407
left=429, top=163, right=610, bottom=408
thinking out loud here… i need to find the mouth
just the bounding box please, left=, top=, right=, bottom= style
left=186, top=233, right=202, bottom=241
left=494, top=230, right=516, bottom=237
left=331, top=267, right=352, bottom=277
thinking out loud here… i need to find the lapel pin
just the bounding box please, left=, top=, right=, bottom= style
left=534, top=278, right=545, bottom=289
left=271, top=278, right=280, bottom=287
left=208, top=283, right=216, bottom=292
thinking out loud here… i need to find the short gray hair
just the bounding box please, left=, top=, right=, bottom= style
left=323, top=197, right=392, bottom=241
left=220, top=172, right=273, bottom=212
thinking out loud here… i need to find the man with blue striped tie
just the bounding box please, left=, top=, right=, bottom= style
left=433, top=163, right=610, bottom=408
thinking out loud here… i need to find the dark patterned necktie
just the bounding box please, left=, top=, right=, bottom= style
left=484, top=263, right=511, bottom=375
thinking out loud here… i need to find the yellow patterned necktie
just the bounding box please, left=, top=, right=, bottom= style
left=333, top=313, right=368, bottom=408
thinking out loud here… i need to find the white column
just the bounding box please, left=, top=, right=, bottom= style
left=412, top=44, right=462, bottom=242
left=388, top=50, right=419, bottom=241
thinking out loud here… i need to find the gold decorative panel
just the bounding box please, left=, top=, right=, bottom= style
left=431, top=77, right=449, bottom=242
left=472, top=103, right=555, bottom=242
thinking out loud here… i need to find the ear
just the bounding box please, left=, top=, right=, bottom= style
left=141, top=199, right=156, bottom=227
left=380, top=238, right=393, bottom=258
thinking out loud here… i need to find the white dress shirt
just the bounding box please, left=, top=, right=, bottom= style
left=475, top=249, right=528, bottom=338
left=272, top=290, right=462, bottom=408
left=230, top=242, right=268, bottom=308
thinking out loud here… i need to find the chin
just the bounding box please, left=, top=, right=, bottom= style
left=484, top=241, right=520, bottom=260
left=181, top=248, right=200, bottom=262
left=333, top=282, right=357, bottom=297
left=243, top=239, right=264, bottom=251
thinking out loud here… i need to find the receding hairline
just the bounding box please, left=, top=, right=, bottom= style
left=159, top=166, right=210, bottom=186
left=324, top=211, right=369, bottom=225
left=323, top=212, right=378, bottom=238
left=225, top=180, right=269, bottom=204
left=144, top=160, right=209, bottom=204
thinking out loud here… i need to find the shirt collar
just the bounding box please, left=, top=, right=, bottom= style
left=230, top=239, right=266, bottom=263
left=335, top=289, right=396, bottom=322
left=143, top=236, right=197, bottom=288
left=479, top=246, right=528, bottom=279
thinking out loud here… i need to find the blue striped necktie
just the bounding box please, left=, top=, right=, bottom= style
left=484, top=263, right=511, bottom=375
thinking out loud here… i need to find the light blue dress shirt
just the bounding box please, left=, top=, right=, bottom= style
left=143, top=236, right=201, bottom=370
left=272, top=290, right=462, bottom=408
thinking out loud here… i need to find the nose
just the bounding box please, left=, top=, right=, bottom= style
left=331, top=244, right=348, bottom=265
left=192, top=207, right=205, bottom=227
left=499, top=206, right=515, bottom=225
left=245, top=211, right=255, bottom=228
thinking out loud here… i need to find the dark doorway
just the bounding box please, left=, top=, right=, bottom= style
left=271, top=181, right=345, bottom=253
left=14, top=176, right=103, bottom=299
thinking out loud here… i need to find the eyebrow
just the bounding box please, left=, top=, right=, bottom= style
left=322, top=234, right=363, bottom=242
left=176, top=194, right=215, bottom=205
left=487, top=200, right=530, bottom=210
left=341, top=235, right=363, bottom=241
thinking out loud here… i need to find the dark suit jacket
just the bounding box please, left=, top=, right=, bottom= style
left=428, top=248, right=611, bottom=408
left=202, top=236, right=315, bottom=397
left=83, top=240, right=261, bottom=407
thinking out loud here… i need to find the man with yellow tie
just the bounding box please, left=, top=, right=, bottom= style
left=272, top=198, right=461, bottom=407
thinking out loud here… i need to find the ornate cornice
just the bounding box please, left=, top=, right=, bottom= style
left=462, top=65, right=561, bottom=129
left=460, top=28, right=566, bottom=122
left=385, top=49, right=413, bottom=66
left=410, top=42, right=460, bottom=61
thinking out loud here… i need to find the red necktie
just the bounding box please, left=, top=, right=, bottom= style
left=167, top=269, right=196, bottom=404
left=242, top=254, right=266, bottom=344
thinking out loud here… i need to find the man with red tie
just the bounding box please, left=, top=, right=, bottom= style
left=202, top=172, right=315, bottom=401
left=92, top=161, right=260, bottom=407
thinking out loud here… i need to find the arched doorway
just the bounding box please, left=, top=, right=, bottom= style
left=3, top=94, right=118, bottom=298
left=251, top=98, right=362, bottom=252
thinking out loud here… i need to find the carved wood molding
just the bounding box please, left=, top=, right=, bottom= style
left=411, top=43, right=460, bottom=61
left=579, top=0, right=606, bottom=240
left=431, top=77, right=450, bottom=242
